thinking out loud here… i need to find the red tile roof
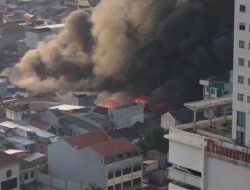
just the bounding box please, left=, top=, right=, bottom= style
left=90, top=138, right=139, bottom=158
left=65, top=130, right=109, bottom=149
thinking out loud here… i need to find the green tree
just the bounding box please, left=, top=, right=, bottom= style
left=137, top=128, right=168, bottom=155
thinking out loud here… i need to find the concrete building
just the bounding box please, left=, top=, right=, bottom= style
left=48, top=130, right=143, bottom=190
left=0, top=151, right=36, bottom=190
left=199, top=71, right=233, bottom=118
left=71, top=92, right=96, bottom=107
left=108, top=103, right=145, bottom=129
left=232, top=0, right=250, bottom=147
left=0, top=23, right=25, bottom=50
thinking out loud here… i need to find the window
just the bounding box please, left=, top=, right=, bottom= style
left=247, top=96, right=250, bottom=103
left=133, top=164, right=141, bottom=172
left=210, top=88, right=216, bottom=95
left=115, top=183, right=121, bottom=190
left=108, top=171, right=113, bottom=179
left=239, top=40, right=245, bottom=48
left=239, top=23, right=246, bottom=30
left=133, top=178, right=141, bottom=185
left=108, top=186, right=113, bottom=190
left=238, top=75, right=244, bottom=84
left=248, top=78, right=250, bottom=85
left=239, top=58, right=245, bottom=66
left=248, top=61, right=250, bottom=68
left=238, top=93, right=244, bottom=101
left=24, top=173, right=29, bottom=180
left=123, top=167, right=132, bottom=175
left=237, top=111, right=246, bottom=128
left=240, top=5, right=246, bottom=12
left=236, top=130, right=245, bottom=146
left=249, top=42, right=250, bottom=50
left=123, top=181, right=131, bottom=188
left=115, top=170, right=121, bottom=177
left=30, top=171, right=34, bottom=178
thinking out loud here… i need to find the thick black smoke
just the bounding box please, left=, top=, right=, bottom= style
left=5, top=0, right=234, bottom=110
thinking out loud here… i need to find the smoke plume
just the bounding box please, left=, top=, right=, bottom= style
left=5, top=0, right=234, bottom=110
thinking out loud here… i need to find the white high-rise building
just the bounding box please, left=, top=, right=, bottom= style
left=232, top=0, right=250, bottom=147
left=165, top=1, right=250, bottom=190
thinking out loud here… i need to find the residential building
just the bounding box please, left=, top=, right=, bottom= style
left=0, top=151, right=36, bottom=190
left=48, top=130, right=143, bottom=190
left=108, top=103, right=145, bottom=129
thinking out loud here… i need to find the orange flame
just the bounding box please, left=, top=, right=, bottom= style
left=99, top=96, right=117, bottom=108
left=133, top=96, right=148, bottom=104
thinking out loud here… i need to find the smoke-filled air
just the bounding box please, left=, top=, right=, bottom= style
left=4, top=0, right=234, bottom=110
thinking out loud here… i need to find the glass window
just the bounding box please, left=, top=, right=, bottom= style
left=238, top=75, right=244, bottom=84
left=115, top=170, right=121, bottom=177
left=238, top=93, right=244, bottom=101
left=240, top=5, right=246, bottom=12
left=123, top=167, right=132, bottom=175
left=237, top=111, right=246, bottom=128
left=133, top=178, right=141, bottom=185
left=239, top=23, right=246, bottom=31
left=108, top=186, right=113, bottom=190
left=108, top=171, right=113, bottom=179
left=239, top=58, right=245, bottom=66
left=133, top=164, right=141, bottom=172
left=30, top=171, right=34, bottom=178
left=239, top=40, right=245, bottom=48
left=236, top=130, right=245, bottom=146
left=115, top=183, right=121, bottom=190
left=210, top=88, right=216, bottom=95
left=247, top=96, right=250, bottom=103
left=24, top=173, right=29, bottom=180
left=123, top=181, right=131, bottom=188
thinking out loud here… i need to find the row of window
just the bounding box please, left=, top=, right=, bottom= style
left=237, top=75, right=250, bottom=85
left=238, top=40, right=250, bottom=49
left=108, top=164, right=141, bottom=179
left=108, top=178, right=141, bottom=190
left=237, top=93, right=250, bottom=103
left=239, top=23, right=250, bottom=32
left=238, top=58, right=250, bottom=67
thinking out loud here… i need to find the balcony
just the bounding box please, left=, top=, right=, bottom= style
left=167, top=167, right=201, bottom=188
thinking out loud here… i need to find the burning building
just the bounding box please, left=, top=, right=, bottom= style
left=4, top=0, right=234, bottom=111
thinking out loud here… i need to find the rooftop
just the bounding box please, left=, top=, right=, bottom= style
left=174, top=116, right=232, bottom=142
left=167, top=108, right=205, bottom=124
left=90, top=138, right=139, bottom=158
left=184, top=95, right=232, bottom=112
left=65, top=130, right=109, bottom=149
left=0, top=151, right=19, bottom=168
left=6, top=136, right=35, bottom=145
left=50, top=104, right=85, bottom=111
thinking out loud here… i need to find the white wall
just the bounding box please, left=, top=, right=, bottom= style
left=205, top=156, right=250, bottom=190
left=161, top=113, right=178, bottom=131
left=168, top=128, right=205, bottom=172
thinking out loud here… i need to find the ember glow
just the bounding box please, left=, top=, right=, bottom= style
left=99, top=96, right=118, bottom=108
left=133, top=96, right=148, bottom=104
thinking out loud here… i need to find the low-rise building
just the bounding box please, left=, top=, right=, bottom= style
left=48, top=130, right=144, bottom=190
left=108, top=103, right=145, bottom=129
left=0, top=151, right=37, bottom=190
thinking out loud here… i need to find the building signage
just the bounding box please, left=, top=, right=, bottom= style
left=205, top=138, right=250, bottom=163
